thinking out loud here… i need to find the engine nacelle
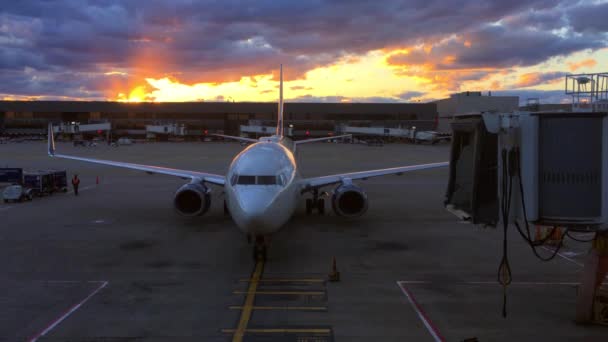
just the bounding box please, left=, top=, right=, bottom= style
left=173, top=183, right=211, bottom=216
left=332, top=183, right=368, bottom=217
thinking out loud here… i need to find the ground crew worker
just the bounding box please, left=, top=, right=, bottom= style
left=72, top=174, right=80, bottom=196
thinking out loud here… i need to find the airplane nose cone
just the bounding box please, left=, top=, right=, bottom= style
left=239, top=197, right=271, bottom=217
left=236, top=188, right=277, bottom=231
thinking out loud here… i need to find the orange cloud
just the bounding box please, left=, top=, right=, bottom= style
left=514, top=71, right=567, bottom=88
left=567, top=58, right=597, bottom=71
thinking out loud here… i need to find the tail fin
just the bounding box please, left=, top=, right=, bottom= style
left=277, top=64, right=284, bottom=137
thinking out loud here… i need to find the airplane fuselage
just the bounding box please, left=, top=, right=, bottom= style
left=224, top=136, right=301, bottom=235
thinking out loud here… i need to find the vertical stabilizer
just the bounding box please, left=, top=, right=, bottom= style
left=277, top=64, right=284, bottom=137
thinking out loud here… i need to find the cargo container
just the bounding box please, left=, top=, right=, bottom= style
left=23, top=172, right=55, bottom=196
left=0, top=168, right=23, bottom=184
left=48, top=170, right=68, bottom=192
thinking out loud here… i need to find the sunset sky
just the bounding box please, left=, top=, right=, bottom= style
left=0, top=1, right=606, bottom=104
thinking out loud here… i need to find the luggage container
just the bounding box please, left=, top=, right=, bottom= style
left=23, top=172, right=55, bottom=196
left=48, top=170, right=68, bottom=192
left=0, top=168, right=23, bottom=185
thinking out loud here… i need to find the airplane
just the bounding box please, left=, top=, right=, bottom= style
left=47, top=65, right=449, bottom=260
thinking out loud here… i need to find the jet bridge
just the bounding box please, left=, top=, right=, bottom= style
left=445, top=108, right=608, bottom=324
left=342, top=125, right=450, bottom=144
left=53, top=122, right=111, bottom=134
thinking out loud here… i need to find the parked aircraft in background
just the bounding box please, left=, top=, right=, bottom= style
left=48, top=66, right=448, bottom=259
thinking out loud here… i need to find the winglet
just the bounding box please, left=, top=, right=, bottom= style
left=47, top=123, right=55, bottom=156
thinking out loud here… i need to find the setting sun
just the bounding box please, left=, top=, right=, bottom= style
left=117, top=86, right=149, bottom=102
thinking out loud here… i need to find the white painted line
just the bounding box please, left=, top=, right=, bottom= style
left=541, top=246, right=584, bottom=267
left=560, top=251, right=581, bottom=258
left=465, top=281, right=582, bottom=286
left=28, top=281, right=108, bottom=342
left=397, top=281, right=444, bottom=342
left=400, top=280, right=607, bottom=286
left=0, top=206, right=13, bottom=211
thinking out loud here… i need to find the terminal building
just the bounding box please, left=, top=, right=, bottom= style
left=435, top=91, right=519, bottom=132
left=0, top=101, right=437, bottom=139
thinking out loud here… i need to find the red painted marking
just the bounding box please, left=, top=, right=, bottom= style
left=28, top=281, right=107, bottom=342
left=397, top=281, right=445, bottom=342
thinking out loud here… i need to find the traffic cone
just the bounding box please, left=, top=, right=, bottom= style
left=548, top=227, right=564, bottom=246
left=328, top=256, right=340, bottom=282
left=96, top=176, right=99, bottom=185
left=534, top=225, right=542, bottom=242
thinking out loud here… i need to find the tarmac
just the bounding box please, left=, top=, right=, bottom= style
left=0, top=140, right=606, bottom=341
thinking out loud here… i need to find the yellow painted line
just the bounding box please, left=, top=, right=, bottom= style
left=232, top=260, right=264, bottom=342
left=233, top=290, right=325, bottom=295
left=223, top=328, right=331, bottom=334
left=238, top=278, right=324, bottom=283
left=229, top=305, right=327, bottom=311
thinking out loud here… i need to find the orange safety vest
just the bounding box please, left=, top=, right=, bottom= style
left=72, top=177, right=80, bottom=186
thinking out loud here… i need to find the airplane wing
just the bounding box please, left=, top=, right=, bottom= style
left=301, top=161, right=449, bottom=189
left=294, top=134, right=352, bottom=145
left=47, top=125, right=225, bottom=186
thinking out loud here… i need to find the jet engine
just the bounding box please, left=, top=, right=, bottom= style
left=173, top=183, right=211, bottom=216
left=331, top=183, right=368, bottom=217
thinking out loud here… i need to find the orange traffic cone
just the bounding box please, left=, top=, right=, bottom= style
left=96, top=176, right=99, bottom=185
left=548, top=227, right=564, bottom=246
left=534, top=225, right=542, bottom=242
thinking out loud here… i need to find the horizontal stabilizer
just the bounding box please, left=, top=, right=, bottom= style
left=212, top=134, right=258, bottom=143
left=294, top=134, right=352, bottom=145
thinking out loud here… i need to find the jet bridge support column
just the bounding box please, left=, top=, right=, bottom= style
left=575, top=232, right=608, bottom=323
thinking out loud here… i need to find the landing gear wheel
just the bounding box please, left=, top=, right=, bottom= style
left=317, top=198, right=325, bottom=215
left=305, top=199, right=313, bottom=215
left=253, top=243, right=267, bottom=261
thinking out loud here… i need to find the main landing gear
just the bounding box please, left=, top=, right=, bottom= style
left=306, top=188, right=326, bottom=215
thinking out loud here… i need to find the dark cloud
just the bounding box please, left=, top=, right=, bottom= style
left=503, top=9, right=566, bottom=31
left=0, top=68, right=108, bottom=99
left=0, top=0, right=604, bottom=99
left=568, top=2, right=608, bottom=33
left=388, top=24, right=604, bottom=70
left=396, top=91, right=424, bottom=101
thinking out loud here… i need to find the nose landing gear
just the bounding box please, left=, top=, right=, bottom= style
left=253, top=235, right=268, bottom=261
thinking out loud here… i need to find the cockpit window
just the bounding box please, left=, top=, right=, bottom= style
left=257, top=176, right=277, bottom=185
left=233, top=175, right=283, bottom=186
left=277, top=173, right=286, bottom=186
left=237, top=175, right=256, bottom=185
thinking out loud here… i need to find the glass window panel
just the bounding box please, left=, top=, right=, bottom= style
left=257, top=176, right=277, bottom=185
left=237, top=175, right=256, bottom=185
